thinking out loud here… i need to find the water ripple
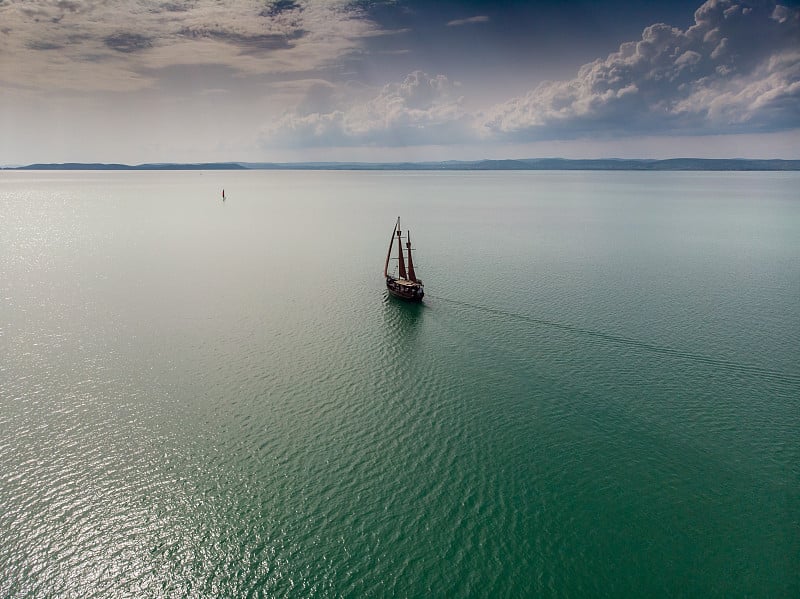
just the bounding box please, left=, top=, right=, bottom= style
left=427, top=294, right=800, bottom=385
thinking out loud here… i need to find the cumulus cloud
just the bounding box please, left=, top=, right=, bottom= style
left=260, top=1, right=798, bottom=149
left=262, top=70, right=474, bottom=147
left=0, top=0, right=382, bottom=91
left=483, top=0, right=800, bottom=139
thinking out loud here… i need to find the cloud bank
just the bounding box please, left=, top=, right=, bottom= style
left=484, top=0, right=800, bottom=139
left=262, top=0, right=799, bottom=148
left=0, top=0, right=382, bottom=91
left=263, top=70, right=473, bottom=147
left=3, top=0, right=798, bottom=159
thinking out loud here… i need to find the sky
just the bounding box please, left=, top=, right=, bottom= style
left=1, top=0, right=798, bottom=164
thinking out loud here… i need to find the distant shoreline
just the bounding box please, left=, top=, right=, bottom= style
left=4, top=158, right=800, bottom=171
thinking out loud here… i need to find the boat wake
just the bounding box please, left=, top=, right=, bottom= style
left=427, top=294, right=800, bottom=386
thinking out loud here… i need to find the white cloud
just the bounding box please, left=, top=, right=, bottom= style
left=262, top=70, right=474, bottom=147
left=482, top=0, right=800, bottom=140
left=446, top=16, right=490, bottom=27
left=674, top=49, right=800, bottom=123
left=0, top=0, right=382, bottom=92
left=4, top=0, right=798, bottom=157
left=260, top=1, right=800, bottom=150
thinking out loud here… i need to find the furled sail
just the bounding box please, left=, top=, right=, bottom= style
left=406, top=233, right=417, bottom=282
left=397, top=228, right=407, bottom=279
left=384, top=218, right=398, bottom=277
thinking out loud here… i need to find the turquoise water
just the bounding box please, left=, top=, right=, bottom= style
left=1, top=170, right=798, bottom=597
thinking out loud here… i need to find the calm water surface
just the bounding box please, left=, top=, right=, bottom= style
left=1, top=171, right=798, bottom=597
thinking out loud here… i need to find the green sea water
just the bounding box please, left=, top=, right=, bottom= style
left=1, top=170, right=798, bottom=597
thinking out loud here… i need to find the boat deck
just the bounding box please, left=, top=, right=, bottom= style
left=393, top=278, right=422, bottom=287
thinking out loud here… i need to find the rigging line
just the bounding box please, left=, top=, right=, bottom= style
left=426, top=294, right=800, bottom=385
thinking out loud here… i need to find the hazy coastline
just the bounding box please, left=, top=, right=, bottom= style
left=5, top=158, right=800, bottom=171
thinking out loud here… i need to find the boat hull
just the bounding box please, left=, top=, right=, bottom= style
left=386, top=277, right=424, bottom=302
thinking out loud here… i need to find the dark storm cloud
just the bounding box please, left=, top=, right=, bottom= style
left=104, top=32, right=153, bottom=53
left=177, top=26, right=306, bottom=53
left=27, top=40, right=63, bottom=50
left=158, top=2, right=192, bottom=12
left=236, top=29, right=306, bottom=55
left=50, top=0, right=83, bottom=12
left=259, top=0, right=302, bottom=18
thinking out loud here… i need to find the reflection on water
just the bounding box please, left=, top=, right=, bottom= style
left=383, top=292, right=425, bottom=326
left=382, top=293, right=427, bottom=356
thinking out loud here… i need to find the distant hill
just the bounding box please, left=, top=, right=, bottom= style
left=13, top=162, right=248, bottom=171
left=237, top=158, right=800, bottom=170
left=7, top=159, right=800, bottom=171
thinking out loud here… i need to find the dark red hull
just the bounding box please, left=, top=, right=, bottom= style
left=386, top=277, right=424, bottom=302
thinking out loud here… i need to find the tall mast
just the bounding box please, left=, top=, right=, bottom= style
left=397, top=226, right=407, bottom=279
left=384, top=217, right=398, bottom=277
left=406, top=231, right=417, bottom=282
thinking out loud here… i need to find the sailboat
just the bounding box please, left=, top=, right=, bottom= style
left=384, top=217, right=424, bottom=302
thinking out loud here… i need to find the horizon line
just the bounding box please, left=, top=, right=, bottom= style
left=3, top=157, right=800, bottom=172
